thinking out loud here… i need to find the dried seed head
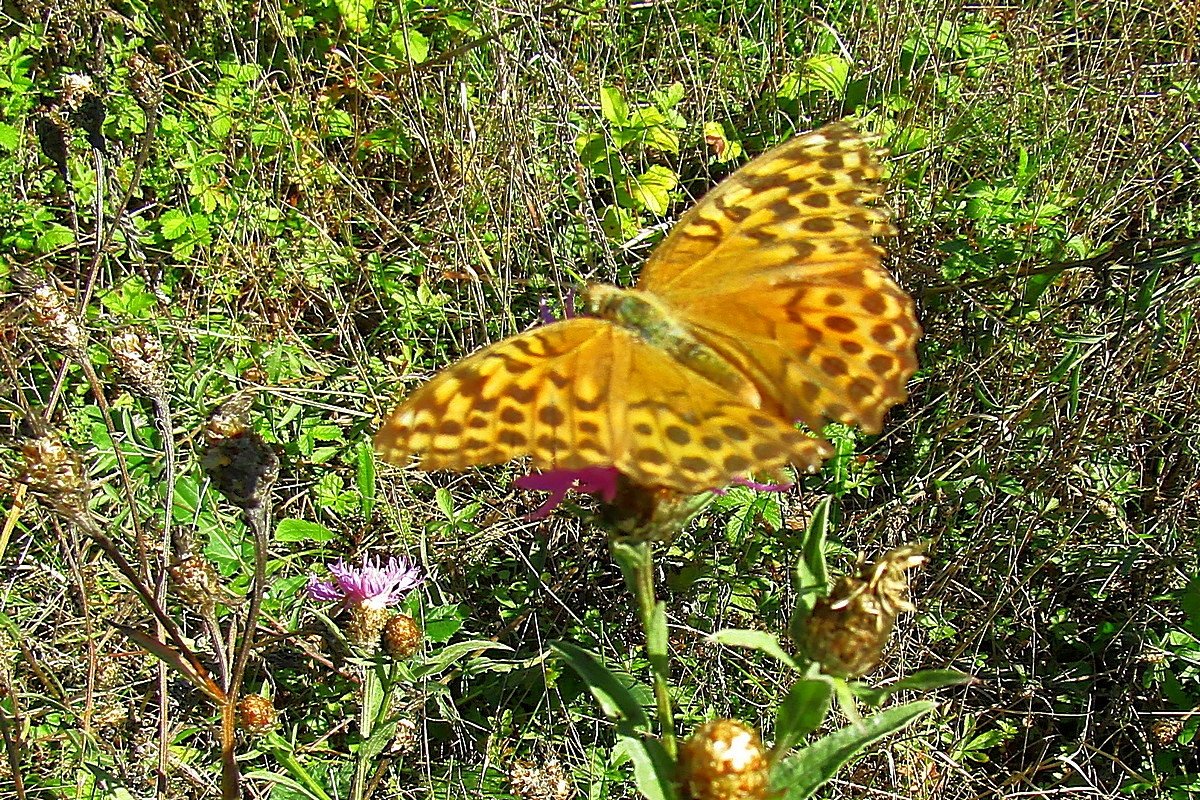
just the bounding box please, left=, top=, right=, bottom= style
left=236, top=694, right=277, bottom=735
left=60, top=73, right=94, bottom=111
left=382, top=613, right=423, bottom=659
left=169, top=556, right=222, bottom=614
left=200, top=393, right=279, bottom=514
left=799, top=543, right=927, bottom=678
left=125, top=54, right=163, bottom=112
left=19, top=434, right=91, bottom=525
left=508, top=757, right=574, bottom=800
left=678, top=719, right=769, bottom=800
left=15, top=270, right=86, bottom=355
left=1150, top=718, right=1183, bottom=748
left=111, top=330, right=169, bottom=400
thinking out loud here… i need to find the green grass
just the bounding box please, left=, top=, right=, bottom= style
left=1, top=0, right=1198, bottom=798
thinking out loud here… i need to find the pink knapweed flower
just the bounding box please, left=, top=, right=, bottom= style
left=306, top=554, right=423, bottom=609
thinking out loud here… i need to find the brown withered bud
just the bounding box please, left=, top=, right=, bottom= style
left=19, top=433, right=92, bottom=526
left=678, top=719, right=769, bottom=800
left=125, top=53, right=163, bottom=113
left=799, top=543, right=928, bottom=678
left=382, top=614, right=423, bottom=659
left=34, top=110, right=70, bottom=180
left=169, top=556, right=222, bottom=614
left=14, top=269, right=86, bottom=356
left=110, top=330, right=169, bottom=400
left=200, top=393, right=278, bottom=514
left=236, top=694, right=277, bottom=735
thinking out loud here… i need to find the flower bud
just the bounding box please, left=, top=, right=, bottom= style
left=236, top=694, right=277, bottom=735
left=678, top=719, right=769, bottom=800
left=382, top=614, right=423, bottom=659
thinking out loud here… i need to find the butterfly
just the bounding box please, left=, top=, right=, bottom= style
left=375, top=122, right=920, bottom=494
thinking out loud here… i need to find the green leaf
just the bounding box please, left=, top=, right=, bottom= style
left=601, top=87, right=629, bottom=126
left=397, top=28, right=429, bottom=63
left=774, top=677, right=835, bottom=755
left=334, top=0, right=375, bottom=33
left=552, top=641, right=652, bottom=732
left=847, top=669, right=974, bottom=706
left=627, top=166, right=677, bottom=215
left=0, top=122, right=19, bottom=151
left=35, top=224, right=74, bottom=253
left=435, top=487, right=455, bottom=521
left=769, top=701, right=935, bottom=798
left=801, top=54, right=851, bottom=97
left=614, top=735, right=678, bottom=800
left=654, top=81, right=685, bottom=110
left=711, top=629, right=801, bottom=671
left=274, top=518, right=336, bottom=543
left=790, top=496, right=834, bottom=646
left=358, top=442, right=376, bottom=519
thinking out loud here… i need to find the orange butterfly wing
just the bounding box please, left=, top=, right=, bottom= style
left=374, top=318, right=826, bottom=493
left=637, top=123, right=920, bottom=433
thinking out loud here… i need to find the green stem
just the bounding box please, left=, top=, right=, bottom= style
left=618, top=541, right=677, bottom=758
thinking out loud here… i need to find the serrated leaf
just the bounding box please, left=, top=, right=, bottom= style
left=0, top=122, right=19, bottom=151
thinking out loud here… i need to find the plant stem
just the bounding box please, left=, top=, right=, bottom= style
left=621, top=541, right=677, bottom=759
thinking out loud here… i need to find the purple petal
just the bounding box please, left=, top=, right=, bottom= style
left=538, top=297, right=557, bottom=325
left=516, top=467, right=621, bottom=519
left=306, top=575, right=345, bottom=602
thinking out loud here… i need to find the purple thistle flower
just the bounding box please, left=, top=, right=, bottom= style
left=515, top=466, right=621, bottom=519
left=306, top=554, right=423, bottom=609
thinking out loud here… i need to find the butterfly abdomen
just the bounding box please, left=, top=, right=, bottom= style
left=582, top=284, right=759, bottom=406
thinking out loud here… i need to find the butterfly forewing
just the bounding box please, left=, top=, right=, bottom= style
left=635, top=121, right=919, bottom=433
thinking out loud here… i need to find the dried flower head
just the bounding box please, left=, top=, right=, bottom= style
left=169, top=556, right=222, bottom=614
left=508, top=757, right=574, bottom=800
left=125, top=53, right=163, bottom=112
left=678, top=719, right=769, bottom=800
left=111, top=330, right=169, bottom=400
left=60, top=73, right=94, bottom=111
left=15, top=270, right=85, bottom=355
left=19, top=434, right=91, bottom=525
left=799, top=542, right=928, bottom=678
left=236, top=694, right=277, bottom=735
left=307, top=555, right=423, bottom=647
left=382, top=614, right=423, bottom=659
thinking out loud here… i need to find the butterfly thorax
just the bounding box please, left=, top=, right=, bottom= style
left=581, top=284, right=760, bottom=406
